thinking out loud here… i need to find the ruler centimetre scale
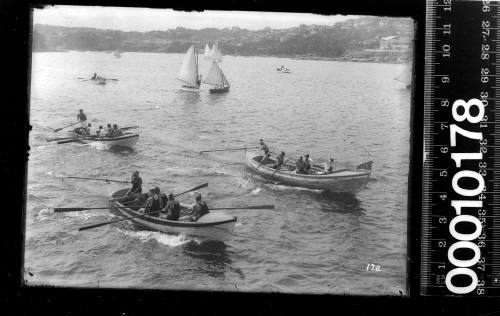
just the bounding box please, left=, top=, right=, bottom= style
left=421, top=0, right=500, bottom=296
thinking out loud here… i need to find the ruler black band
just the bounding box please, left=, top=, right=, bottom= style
left=422, top=0, right=499, bottom=296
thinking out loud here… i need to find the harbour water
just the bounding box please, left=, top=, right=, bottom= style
left=26, top=51, right=411, bottom=294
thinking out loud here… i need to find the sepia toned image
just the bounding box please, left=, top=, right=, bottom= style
left=26, top=5, right=413, bottom=294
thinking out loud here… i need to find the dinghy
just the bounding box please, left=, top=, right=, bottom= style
left=203, top=62, right=230, bottom=94
left=110, top=188, right=237, bottom=241
left=245, top=151, right=372, bottom=194
left=178, top=45, right=201, bottom=92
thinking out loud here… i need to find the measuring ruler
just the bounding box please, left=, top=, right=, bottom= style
left=422, top=0, right=500, bottom=296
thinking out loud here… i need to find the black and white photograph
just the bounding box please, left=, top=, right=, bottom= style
left=26, top=5, right=413, bottom=295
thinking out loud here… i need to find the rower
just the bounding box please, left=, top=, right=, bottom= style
left=272, top=151, right=285, bottom=169
left=91, top=73, right=97, bottom=80
left=304, top=154, right=312, bottom=174
left=259, top=139, right=270, bottom=163
left=113, top=124, right=123, bottom=136
left=295, top=156, right=306, bottom=174
left=105, top=124, right=113, bottom=137
left=144, top=188, right=162, bottom=217
left=161, top=193, right=181, bottom=221
left=77, top=109, right=87, bottom=129
left=85, top=123, right=93, bottom=136
left=96, top=125, right=104, bottom=137
left=125, top=171, right=142, bottom=199
left=191, top=193, right=209, bottom=221
left=325, top=158, right=335, bottom=173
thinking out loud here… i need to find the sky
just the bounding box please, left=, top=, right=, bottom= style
left=33, top=5, right=356, bottom=32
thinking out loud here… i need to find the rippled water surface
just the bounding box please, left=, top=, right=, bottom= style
left=26, top=51, right=410, bottom=294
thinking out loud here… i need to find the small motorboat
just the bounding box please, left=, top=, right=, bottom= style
left=109, top=189, right=237, bottom=241
left=245, top=151, right=372, bottom=194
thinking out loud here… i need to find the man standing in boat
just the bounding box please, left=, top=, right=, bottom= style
left=259, top=139, right=271, bottom=163
left=77, top=109, right=87, bottom=129
left=126, top=171, right=142, bottom=199
left=191, top=193, right=209, bottom=221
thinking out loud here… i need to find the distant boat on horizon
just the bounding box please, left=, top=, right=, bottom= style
left=178, top=45, right=201, bottom=92
left=204, top=43, right=211, bottom=60
left=209, top=41, right=223, bottom=63
left=203, top=62, right=230, bottom=94
left=113, top=50, right=121, bottom=58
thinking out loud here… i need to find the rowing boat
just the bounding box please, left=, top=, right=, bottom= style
left=109, top=189, right=237, bottom=241
left=69, top=128, right=139, bottom=148
left=245, top=151, right=372, bottom=194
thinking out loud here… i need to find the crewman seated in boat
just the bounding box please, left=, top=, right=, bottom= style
left=96, top=125, right=104, bottom=137
left=325, top=158, right=335, bottom=173
left=295, top=156, right=307, bottom=174
left=113, top=124, right=123, bottom=136
left=160, top=193, right=181, bottom=221
left=85, top=123, right=93, bottom=136
left=105, top=123, right=113, bottom=137
left=143, top=188, right=162, bottom=217
left=125, top=170, right=142, bottom=199
left=190, top=193, right=209, bottom=221
left=91, top=73, right=97, bottom=80
left=77, top=109, right=87, bottom=128
left=272, top=151, right=285, bottom=169
left=304, top=154, right=312, bottom=174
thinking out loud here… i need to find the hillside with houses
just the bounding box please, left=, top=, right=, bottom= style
left=33, top=16, right=413, bottom=63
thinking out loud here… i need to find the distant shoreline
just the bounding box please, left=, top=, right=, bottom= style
left=32, top=50, right=408, bottom=64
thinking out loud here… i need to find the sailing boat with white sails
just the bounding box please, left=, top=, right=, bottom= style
left=210, top=41, right=223, bottom=63
left=203, top=62, right=230, bottom=94
left=178, top=45, right=201, bottom=92
left=204, top=43, right=211, bottom=60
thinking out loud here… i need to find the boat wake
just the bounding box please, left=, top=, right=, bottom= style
left=117, top=229, right=194, bottom=247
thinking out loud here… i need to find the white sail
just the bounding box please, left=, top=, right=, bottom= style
left=210, top=42, right=223, bottom=63
left=203, top=62, right=229, bottom=87
left=178, top=45, right=199, bottom=87
left=204, top=44, right=211, bottom=59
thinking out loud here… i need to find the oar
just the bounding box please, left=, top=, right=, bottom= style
left=77, top=183, right=208, bottom=231
left=178, top=204, right=275, bottom=221
left=265, top=158, right=290, bottom=181
left=120, top=126, right=139, bottom=131
left=57, top=137, right=85, bottom=144
left=57, top=203, right=273, bottom=213
left=53, top=121, right=82, bottom=132
left=210, top=205, right=274, bottom=210
left=60, top=176, right=131, bottom=184
left=55, top=206, right=140, bottom=213
left=241, top=157, right=266, bottom=187
left=199, top=146, right=258, bottom=154
left=47, top=136, right=78, bottom=142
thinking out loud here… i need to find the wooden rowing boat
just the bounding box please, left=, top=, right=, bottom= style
left=69, top=128, right=139, bottom=148
left=109, top=189, right=237, bottom=241
left=245, top=151, right=372, bottom=194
